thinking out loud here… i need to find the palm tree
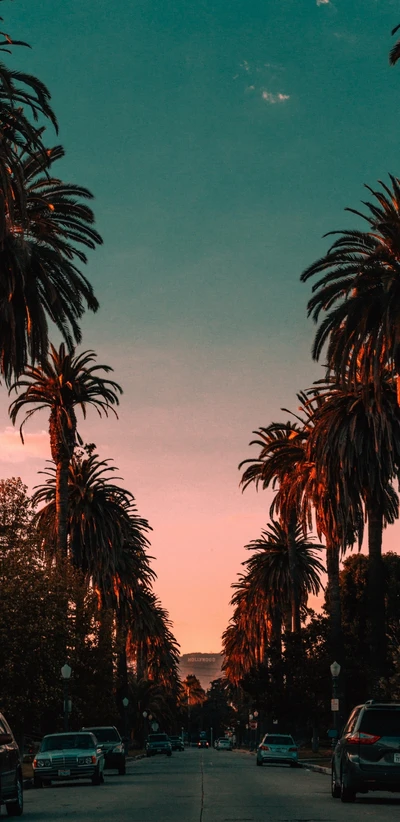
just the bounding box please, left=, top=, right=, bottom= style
left=9, top=347, right=122, bottom=555
left=1, top=146, right=101, bottom=382
left=243, top=519, right=325, bottom=632
left=32, top=450, right=151, bottom=589
left=300, top=176, right=400, bottom=404
left=0, top=21, right=58, bottom=225
left=239, top=421, right=304, bottom=633
left=390, top=24, right=400, bottom=65
left=306, top=374, right=400, bottom=683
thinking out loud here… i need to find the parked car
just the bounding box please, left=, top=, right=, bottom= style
left=332, top=700, right=400, bottom=802
left=256, top=734, right=298, bottom=767
left=145, top=733, right=172, bottom=757
left=81, top=726, right=126, bottom=774
left=215, top=737, right=232, bottom=751
left=169, top=736, right=184, bottom=751
left=198, top=739, right=209, bottom=748
left=33, top=732, right=105, bottom=787
left=0, top=712, right=23, bottom=816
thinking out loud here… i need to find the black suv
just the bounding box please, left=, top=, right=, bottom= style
left=81, top=726, right=126, bottom=774
left=332, top=701, right=400, bottom=802
left=0, top=712, right=23, bottom=816
left=145, top=733, right=172, bottom=757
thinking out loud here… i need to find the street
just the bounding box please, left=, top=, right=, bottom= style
left=15, top=747, right=400, bottom=821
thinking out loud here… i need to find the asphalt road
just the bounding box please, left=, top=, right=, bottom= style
left=16, top=747, right=400, bottom=821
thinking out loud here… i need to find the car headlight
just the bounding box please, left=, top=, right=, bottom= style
left=77, top=756, right=93, bottom=765
left=35, top=759, right=51, bottom=768
left=113, top=744, right=123, bottom=753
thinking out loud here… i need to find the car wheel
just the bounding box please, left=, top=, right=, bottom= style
left=33, top=774, right=43, bottom=789
left=118, top=762, right=126, bottom=775
left=331, top=765, right=341, bottom=798
left=256, top=758, right=263, bottom=766
left=92, top=766, right=101, bottom=786
left=340, top=773, right=356, bottom=803
left=6, top=772, right=23, bottom=817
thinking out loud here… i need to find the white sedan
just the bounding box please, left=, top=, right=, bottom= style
left=215, top=738, right=233, bottom=750
left=256, top=733, right=298, bottom=767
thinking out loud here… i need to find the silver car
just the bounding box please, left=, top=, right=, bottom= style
left=256, top=733, right=298, bottom=767
left=33, top=732, right=105, bottom=787
left=215, top=737, right=232, bottom=750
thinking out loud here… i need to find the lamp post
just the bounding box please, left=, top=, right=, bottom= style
left=142, top=710, right=148, bottom=743
left=61, top=663, right=72, bottom=732
left=253, top=710, right=259, bottom=748
left=122, top=697, right=129, bottom=745
left=330, top=661, right=341, bottom=745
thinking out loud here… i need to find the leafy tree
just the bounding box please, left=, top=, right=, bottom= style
left=9, top=347, right=122, bottom=555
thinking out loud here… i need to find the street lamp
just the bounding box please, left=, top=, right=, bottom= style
left=330, top=661, right=341, bottom=744
left=61, top=663, right=72, bottom=732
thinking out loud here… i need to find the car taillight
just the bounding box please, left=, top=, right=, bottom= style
left=347, top=732, right=381, bottom=745
left=288, top=747, right=297, bottom=752
left=260, top=745, right=270, bottom=751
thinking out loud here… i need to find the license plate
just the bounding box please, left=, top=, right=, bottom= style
left=394, top=754, right=400, bottom=763
left=58, top=769, right=70, bottom=776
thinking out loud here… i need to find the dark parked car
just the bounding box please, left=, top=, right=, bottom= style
left=146, top=733, right=172, bottom=757
left=82, top=726, right=126, bottom=774
left=169, top=736, right=184, bottom=751
left=197, top=739, right=209, bottom=748
left=332, top=700, right=400, bottom=802
left=0, top=713, right=23, bottom=816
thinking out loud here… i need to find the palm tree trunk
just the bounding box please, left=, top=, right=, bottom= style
left=56, top=458, right=69, bottom=557
left=325, top=539, right=343, bottom=663
left=366, top=500, right=386, bottom=686
left=116, top=612, right=128, bottom=697
left=287, top=513, right=301, bottom=633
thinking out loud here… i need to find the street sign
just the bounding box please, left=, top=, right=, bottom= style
left=249, top=721, right=257, bottom=730
left=331, top=698, right=339, bottom=712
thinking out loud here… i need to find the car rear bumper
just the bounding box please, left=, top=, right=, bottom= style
left=258, top=754, right=298, bottom=764
left=347, top=761, right=400, bottom=791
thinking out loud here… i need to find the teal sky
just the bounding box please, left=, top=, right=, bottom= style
left=2, top=0, right=400, bottom=653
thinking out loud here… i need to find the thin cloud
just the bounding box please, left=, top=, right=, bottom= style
left=262, top=90, right=290, bottom=104
left=316, top=0, right=330, bottom=5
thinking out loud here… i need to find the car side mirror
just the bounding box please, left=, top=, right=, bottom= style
left=0, top=733, right=13, bottom=745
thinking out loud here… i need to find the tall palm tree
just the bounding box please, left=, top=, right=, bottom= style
left=239, top=421, right=306, bottom=633
left=9, top=346, right=122, bottom=555
left=32, top=450, right=151, bottom=590
left=306, top=374, right=400, bottom=683
left=300, top=176, right=400, bottom=404
left=243, top=519, right=325, bottom=632
left=390, top=24, right=400, bottom=66
left=1, top=146, right=101, bottom=382
left=0, top=18, right=58, bottom=225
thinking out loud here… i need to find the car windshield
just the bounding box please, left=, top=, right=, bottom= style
left=41, top=734, right=94, bottom=752
left=148, top=734, right=168, bottom=742
left=169, top=736, right=180, bottom=741
left=264, top=736, right=294, bottom=746
left=85, top=728, right=120, bottom=742
left=359, top=710, right=400, bottom=737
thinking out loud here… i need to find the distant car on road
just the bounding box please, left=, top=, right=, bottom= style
left=81, top=726, right=126, bottom=774
left=33, top=732, right=105, bottom=787
left=215, top=738, right=232, bottom=751
left=169, top=736, right=184, bottom=751
left=197, top=739, right=209, bottom=748
left=0, top=712, right=23, bottom=816
left=146, top=733, right=172, bottom=757
left=256, top=734, right=298, bottom=767
left=332, top=700, right=400, bottom=802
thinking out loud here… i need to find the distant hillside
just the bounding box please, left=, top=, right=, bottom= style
left=179, top=652, right=224, bottom=690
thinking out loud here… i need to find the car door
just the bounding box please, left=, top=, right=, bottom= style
left=0, top=715, right=13, bottom=797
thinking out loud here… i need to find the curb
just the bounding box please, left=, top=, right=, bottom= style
left=300, top=762, right=330, bottom=775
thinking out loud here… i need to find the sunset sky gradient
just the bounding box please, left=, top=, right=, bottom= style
left=2, top=0, right=400, bottom=653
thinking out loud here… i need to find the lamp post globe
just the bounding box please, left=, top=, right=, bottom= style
left=61, top=663, right=72, bottom=731
left=330, top=661, right=341, bottom=678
